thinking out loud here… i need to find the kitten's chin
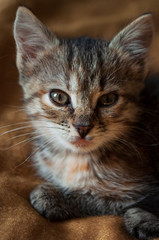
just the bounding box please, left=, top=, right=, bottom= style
left=71, top=138, right=90, bottom=148
left=57, top=136, right=95, bottom=153
left=68, top=138, right=99, bottom=153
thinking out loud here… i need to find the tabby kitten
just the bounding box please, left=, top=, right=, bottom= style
left=14, top=7, right=159, bottom=240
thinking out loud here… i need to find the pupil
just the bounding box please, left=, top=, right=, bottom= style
left=58, top=94, right=62, bottom=101
left=105, top=95, right=112, bottom=103
left=108, top=95, right=113, bottom=103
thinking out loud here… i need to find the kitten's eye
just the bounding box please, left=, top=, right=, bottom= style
left=50, top=90, right=69, bottom=106
left=99, top=93, right=118, bottom=107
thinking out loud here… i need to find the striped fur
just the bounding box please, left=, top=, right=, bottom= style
left=14, top=7, right=159, bottom=239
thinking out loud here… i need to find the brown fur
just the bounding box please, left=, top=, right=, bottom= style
left=13, top=7, right=159, bottom=239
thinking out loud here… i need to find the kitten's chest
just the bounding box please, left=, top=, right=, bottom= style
left=34, top=150, right=154, bottom=199
left=35, top=151, right=95, bottom=189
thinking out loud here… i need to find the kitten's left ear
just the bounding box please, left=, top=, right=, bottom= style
left=109, top=14, right=154, bottom=60
left=14, top=7, right=59, bottom=66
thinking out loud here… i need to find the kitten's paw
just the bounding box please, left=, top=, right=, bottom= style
left=30, top=184, right=69, bottom=220
left=124, top=207, right=159, bottom=240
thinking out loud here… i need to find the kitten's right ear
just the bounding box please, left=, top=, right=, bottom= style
left=109, top=14, right=154, bottom=61
left=14, top=7, right=59, bottom=66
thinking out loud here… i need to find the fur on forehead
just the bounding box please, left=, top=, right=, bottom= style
left=14, top=7, right=153, bottom=97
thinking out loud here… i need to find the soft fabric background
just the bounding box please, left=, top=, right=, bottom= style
left=0, top=0, right=159, bottom=239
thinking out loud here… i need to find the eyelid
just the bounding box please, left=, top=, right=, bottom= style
left=41, top=93, right=53, bottom=107
left=100, top=90, right=118, bottom=95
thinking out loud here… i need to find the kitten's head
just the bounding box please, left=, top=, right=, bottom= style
left=14, top=7, right=153, bottom=153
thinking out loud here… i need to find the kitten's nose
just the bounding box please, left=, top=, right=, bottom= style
left=74, top=124, right=92, bottom=138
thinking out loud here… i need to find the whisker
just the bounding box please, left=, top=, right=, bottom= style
left=0, top=130, right=48, bottom=151
left=0, top=126, right=33, bottom=136
left=14, top=145, right=40, bottom=169
left=4, top=132, right=36, bottom=141
left=130, top=126, right=158, bottom=141
left=0, top=104, right=24, bottom=109
left=0, top=136, right=37, bottom=151
left=14, top=134, right=56, bottom=169
left=0, top=140, right=30, bottom=151
left=0, top=121, right=32, bottom=130
left=0, top=119, right=52, bottom=130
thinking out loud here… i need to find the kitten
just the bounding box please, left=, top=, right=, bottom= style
left=14, top=7, right=159, bottom=240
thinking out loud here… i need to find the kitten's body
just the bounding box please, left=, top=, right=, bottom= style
left=34, top=130, right=158, bottom=200
left=14, top=7, right=159, bottom=239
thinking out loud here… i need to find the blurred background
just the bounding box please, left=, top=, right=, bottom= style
left=0, top=0, right=159, bottom=117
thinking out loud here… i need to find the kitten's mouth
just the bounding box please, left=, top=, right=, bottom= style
left=71, top=138, right=90, bottom=147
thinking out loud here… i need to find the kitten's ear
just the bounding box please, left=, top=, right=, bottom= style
left=109, top=14, right=154, bottom=60
left=14, top=7, right=59, bottom=65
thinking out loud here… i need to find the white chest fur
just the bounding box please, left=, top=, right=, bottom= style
left=34, top=150, right=96, bottom=190
left=33, top=148, right=151, bottom=200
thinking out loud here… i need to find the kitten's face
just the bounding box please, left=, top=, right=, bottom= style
left=14, top=8, right=153, bottom=153
left=21, top=42, right=142, bottom=153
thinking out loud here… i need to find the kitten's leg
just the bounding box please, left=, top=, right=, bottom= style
left=124, top=207, right=159, bottom=240
left=30, top=183, right=70, bottom=220
left=30, top=183, right=159, bottom=239
left=30, top=183, right=120, bottom=220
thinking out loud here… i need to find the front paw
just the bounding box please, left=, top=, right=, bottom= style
left=124, top=207, right=159, bottom=240
left=30, top=184, right=69, bottom=220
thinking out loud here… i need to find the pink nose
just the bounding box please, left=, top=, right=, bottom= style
left=74, top=125, right=92, bottom=138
